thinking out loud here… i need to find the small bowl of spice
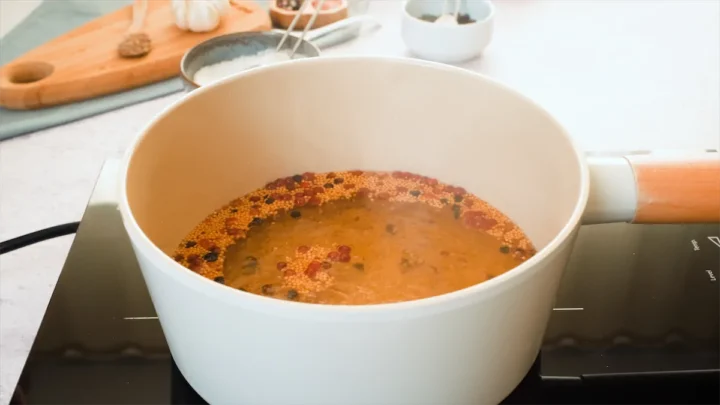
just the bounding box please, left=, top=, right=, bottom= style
left=270, top=0, right=349, bottom=31
left=180, top=31, right=320, bottom=91
left=401, top=0, right=495, bottom=64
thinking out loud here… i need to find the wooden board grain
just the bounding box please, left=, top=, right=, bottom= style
left=0, top=0, right=271, bottom=110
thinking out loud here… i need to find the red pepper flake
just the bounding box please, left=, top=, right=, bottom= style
left=463, top=199, right=474, bottom=208
left=227, top=228, right=243, bottom=236
left=343, top=183, right=356, bottom=190
left=300, top=181, right=312, bottom=188
left=424, top=177, right=439, bottom=186
left=281, top=193, right=292, bottom=201
left=392, top=171, right=405, bottom=179
left=225, top=217, right=239, bottom=227
left=339, top=252, right=351, bottom=263
left=462, top=211, right=498, bottom=230
left=338, top=245, right=351, bottom=254
left=277, top=262, right=287, bottom=271
left=327, top=251, right=340, bottom=262
left=305, top=260, right=322, bottom=278
left=322, top=261, right=332, bottom=269
left=249, top=196, right=261, bottom=203
left=307, top=196, right=322, bottom=206
left=174, top=254, right=184, bottom=262
left=249, top=208, right=261, bottom=216
left=297, top=245, right=310, bottom=254
left=350, top=170, right=363, bottom=176
left=312, top=186, right=325, bottom=194
left=302, top=172, right=316, bottom=181
left=294, top=195, right=307, bottom=207
left=284, top=270, right=296, bottom=277
left=198, top=239, right=216, bottom=250
left=230, top=198, right=243, bottom=207
left=187, top=254, right=202, bottom=266
left=326, top=172, right=336, bottom=179
left=356, top=188, right=371, bottom=198
left=271, top=193, right=282, bottom=200
left=286, top=183, right=296, bottom=191
left=251, top=204, right=261, bottom=210
left=376, top=192, right=390, bottom=200
left=396, top=186, right=408, bottom=193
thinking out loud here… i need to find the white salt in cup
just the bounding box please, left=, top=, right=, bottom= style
left=180, top=31, right=320, bottom=91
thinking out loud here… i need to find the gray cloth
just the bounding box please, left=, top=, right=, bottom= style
left=0, top=0, right=184, bottom=141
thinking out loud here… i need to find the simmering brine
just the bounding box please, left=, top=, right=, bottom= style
left=173, top=171, right=536, bottom=305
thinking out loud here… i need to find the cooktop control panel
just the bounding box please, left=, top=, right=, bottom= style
left=541, top=223, right=720, bottom=378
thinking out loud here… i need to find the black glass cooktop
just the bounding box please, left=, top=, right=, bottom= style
left=9, top=165, right=720, bottom=404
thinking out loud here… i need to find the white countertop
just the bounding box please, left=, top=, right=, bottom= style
left=0, top=1, right=718, bottom=403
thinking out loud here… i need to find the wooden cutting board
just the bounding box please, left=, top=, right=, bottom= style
left=0, top=1, right=271, bottom=110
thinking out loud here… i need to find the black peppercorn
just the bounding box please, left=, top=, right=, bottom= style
left=454, top=194, right=463, bottom=203
left=292, top=174, right=303, bottom=183
left=203, top=252, right=219, bottom=262
left=353, top=263, right=365, bottom=271
left=265, top=197, right=275, bottom=204
left=385, top=224, right=397, bottom=235
left=213, top=276, right=225, bottom=284
left=324, top=183, right=334, bottom=189
left=249, top=217, right=263, bottom=227
left=452, top=204, right=462, bottom=219
left=333, top=177, right=344, bottom=184
left=499, top=246, right=511, bottom=254
left=290, top=210, right=301, bottom=218
left=185, top=241, right=197, bottom=248
left=457, top=13, right=475, bottom=24
left=440, top=198, right=449, bottom=205
left=409, top=190, right=421, bottom=197
left=230, top=208, right=238, bottom=213
left=287, top=289, right=299, bottom=300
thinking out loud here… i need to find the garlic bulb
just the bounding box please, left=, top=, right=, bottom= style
left=172, top=0, right=231, bottom=33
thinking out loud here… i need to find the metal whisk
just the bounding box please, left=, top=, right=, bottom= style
left=276, top=0, right=327, bottom=57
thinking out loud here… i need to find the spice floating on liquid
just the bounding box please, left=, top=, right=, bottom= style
left=173, top=170, right=537, bottom=305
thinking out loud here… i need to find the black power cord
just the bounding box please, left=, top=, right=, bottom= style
left=0, top=222, right=80, bottom=255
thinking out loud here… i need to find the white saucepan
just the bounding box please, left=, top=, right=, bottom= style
left=118, top=57, right=719, bottom=405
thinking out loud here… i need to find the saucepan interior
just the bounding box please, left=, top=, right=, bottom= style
left=125, top=56, right=586, bottom=299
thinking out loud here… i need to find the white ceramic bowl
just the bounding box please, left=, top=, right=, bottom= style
left=401, top=0, right=495, bottom=64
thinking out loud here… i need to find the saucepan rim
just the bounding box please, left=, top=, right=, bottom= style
left=118, top=55, right=590, bottom=316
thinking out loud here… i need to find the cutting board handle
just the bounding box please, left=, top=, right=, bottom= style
left=0, top=0, right=270, bottom=110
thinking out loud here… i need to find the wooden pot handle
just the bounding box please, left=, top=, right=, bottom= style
left=626, top=152, right=720, bottom=223
left=585, top=151, right=720, bottom=224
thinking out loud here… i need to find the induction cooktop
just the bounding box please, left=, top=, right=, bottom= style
left=9, top=161, right=720, bottom=404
